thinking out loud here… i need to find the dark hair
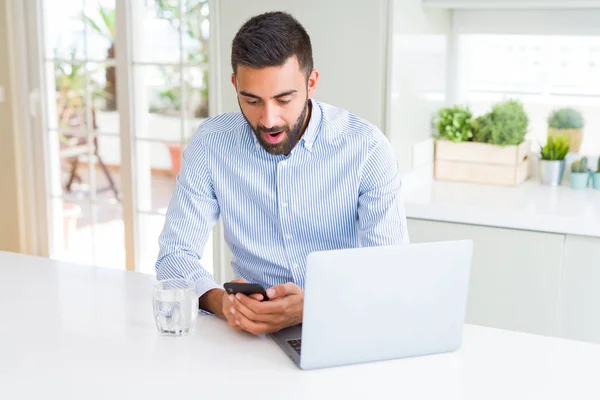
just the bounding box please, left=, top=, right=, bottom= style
left=231, top=11, right=313, bottom=79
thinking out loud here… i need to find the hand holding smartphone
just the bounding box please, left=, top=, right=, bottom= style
left=223, top=282, right=269, bottom=301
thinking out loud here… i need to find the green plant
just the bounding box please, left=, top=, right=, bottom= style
left=435, top=105, right=473, bottom=143
left=54, top=49, right=107, bottom=130
left=540, top=135, right=570, bottom=161
left=155, top=0, right=210, bottom=117
left=55, top=56, right=85, bottom=97
left=158, top=87, right=183, bottom=111
left=571, top=157, right=589, bottom=173
left=54, top=50, right=107, bottom=98
left=472, top=99, right=528, bottom=146
left=597, top=158, right=600, bottom=173
left=548, top=108, right=584, bottom=130
left=84, top=5, right=117, bottom=110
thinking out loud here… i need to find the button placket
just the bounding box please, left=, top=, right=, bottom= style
left=276, top=157, right=297, bottom=273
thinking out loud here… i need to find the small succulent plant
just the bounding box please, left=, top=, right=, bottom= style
left=571, top=157, right=589, bottom=173
left=540, top=135, right=570, bottom=161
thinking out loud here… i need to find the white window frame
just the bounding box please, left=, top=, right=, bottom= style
left=11, top=0, right=225, bottom=278
left=448, top=9, right=600, bottom=103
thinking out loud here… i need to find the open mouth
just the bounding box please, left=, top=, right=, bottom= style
left=264, top=131, right=284, bottom=144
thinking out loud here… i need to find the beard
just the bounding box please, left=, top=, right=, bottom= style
left=241, top=97, right=309, bottom=156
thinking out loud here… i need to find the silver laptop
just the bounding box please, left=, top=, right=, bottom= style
left=271, top=240, right=473, bottom=370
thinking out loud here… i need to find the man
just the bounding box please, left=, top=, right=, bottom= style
left=156, top=11, right=408, bottom=335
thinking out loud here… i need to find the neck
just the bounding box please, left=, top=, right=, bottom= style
left=299, top=99, right=313, bottom=138
left=284, top=100, right=312, bottom=156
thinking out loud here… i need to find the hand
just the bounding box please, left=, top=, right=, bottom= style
left=221, top=278, right=263, bottom=332
left=230, top=282, right=304, bottom=335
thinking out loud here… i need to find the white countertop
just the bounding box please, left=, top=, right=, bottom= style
left=2, top=251, right=600, bottom=399
left=403, top=177, right=600, bottom=237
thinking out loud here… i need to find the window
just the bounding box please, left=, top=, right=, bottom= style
left=457, top=34, right=600, bottom=154
left=39, top=0, right=214, bottom=274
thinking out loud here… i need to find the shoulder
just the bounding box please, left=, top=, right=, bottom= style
left=185, top=112, right=249, bottom=154
left=317, top=100, right=388, bottom=150
left=195, top=112, right=248, bottom=142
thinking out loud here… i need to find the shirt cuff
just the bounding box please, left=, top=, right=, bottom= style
left=195, top=278, right=223, bottom=316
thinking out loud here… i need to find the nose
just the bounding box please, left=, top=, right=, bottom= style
left=260, top=102, right=279, bottom=129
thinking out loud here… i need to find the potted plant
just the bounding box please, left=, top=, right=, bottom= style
left=547, top=108, right=584, bottom=153
left=167, top=143, right=183, bottom=176
left=435, top=105, right=473, bottom=143
left=434, top=99, right=531, bottom=186
left=539, top=135, right=569, bottom=186
left=593, top=158, right=600, bottom=190
left=471, top=99, right=529, bottom=146
left=569, top=157, right=590, bottom=189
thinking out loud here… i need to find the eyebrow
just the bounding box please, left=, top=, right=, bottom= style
left=239, top=90, right=297, bottom=100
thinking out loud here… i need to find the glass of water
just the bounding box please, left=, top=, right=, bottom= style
left=153, top=279, right=198, bottom=336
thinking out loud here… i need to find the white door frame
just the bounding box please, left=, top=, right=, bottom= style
left=207, top=0, right=231, bottom=285
left=13, top=0, right=224, bottom=277
left=7, top=0, right=50, bottom=257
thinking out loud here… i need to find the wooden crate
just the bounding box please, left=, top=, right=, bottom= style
left=434, top=140, right=531, bottom=186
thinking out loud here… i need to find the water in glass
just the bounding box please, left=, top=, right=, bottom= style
left=153, top=279, right=198, bottom=336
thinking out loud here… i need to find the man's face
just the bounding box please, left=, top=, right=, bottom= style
left=232, top=56, right=318, bottom=155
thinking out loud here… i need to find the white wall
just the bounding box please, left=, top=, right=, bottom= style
left=216, top=0, right=390, bottom=131
left=388, top=0, right=451, bottom=173
left=213, top=0, right=392, bottom=282
left=453, top=9, right=600, bottom=35
left=453, top=9, right=600, bottom=155
left=423, top=0, right=600, bottom=8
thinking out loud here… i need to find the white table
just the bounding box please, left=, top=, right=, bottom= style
left=1, top=251, right=599, bottom=399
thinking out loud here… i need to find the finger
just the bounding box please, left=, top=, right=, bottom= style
left=234, top=292, right=286, bottom=315
left=227, top=316, right=243, bottom=331
left=231, top=296, right=274, bottom=323
left=235, top=292, right=289, bottom=315
left=229, top=278, right=263, bottom=300
left=223, top=306, right=243, bottom=331
left=221, top=293, right=243, bottom=331
left=250, top=293, right=264, bottom=301
left=233, top=293, right=264, bottom=314
left=234, top=311, right=273, bottom=335
left=267, top=282, right=300, bottom=300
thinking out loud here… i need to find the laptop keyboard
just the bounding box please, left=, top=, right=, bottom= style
left=287, top=339, right=302, bottom=355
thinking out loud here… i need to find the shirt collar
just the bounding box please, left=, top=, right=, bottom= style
left=300, top=99, right=321, bottom=152
left=250, top=99, right=322, bottom=153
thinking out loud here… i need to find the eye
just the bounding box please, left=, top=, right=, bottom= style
left=246, top=100, right=259, bottom=106
left=278, top=99, right=291, bottom=105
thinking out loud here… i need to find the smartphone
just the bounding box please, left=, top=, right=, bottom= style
left=223, top=282, right=269, bottom=301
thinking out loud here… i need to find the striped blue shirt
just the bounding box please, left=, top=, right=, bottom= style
left=156, top=99, right=409, bottom=298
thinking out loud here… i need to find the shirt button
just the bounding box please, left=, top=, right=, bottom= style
left=281, top=160, right=287, bottom=167
left=286, top=234, right=292, bottom=240
left=282, top=202, right=288, bottom=208
left=292, top=263, right=299, bottom=269
left=255, top=143, right=259, bottom=149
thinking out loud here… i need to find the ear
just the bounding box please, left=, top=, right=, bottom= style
left=307, top=69, right=319, bottom=99
left=231, top=73, right=237, bottom=90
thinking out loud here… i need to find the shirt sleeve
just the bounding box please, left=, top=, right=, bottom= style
left=155, top=133, right=222, bottom=300
left=357, top=130, right=410, bottom=247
